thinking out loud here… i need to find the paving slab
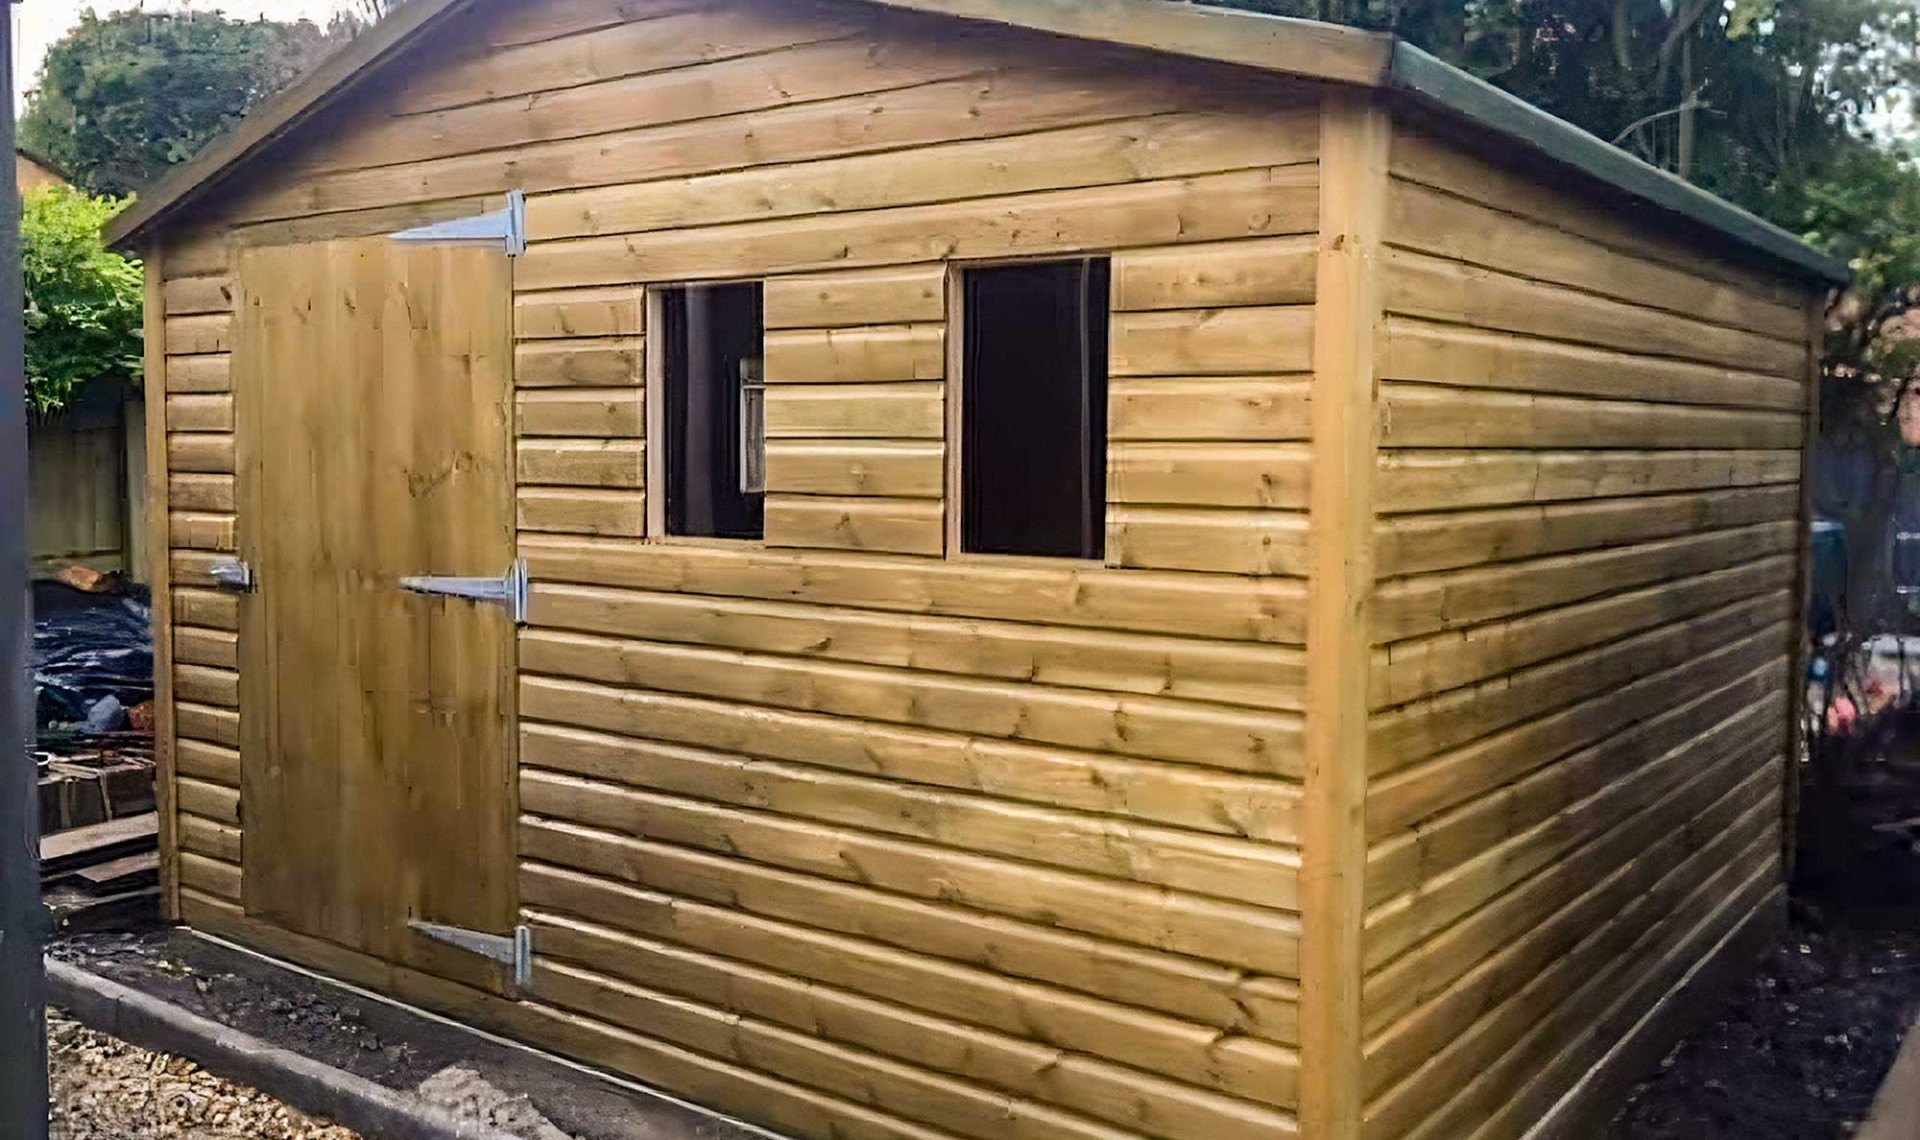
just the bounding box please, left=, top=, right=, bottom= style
left=1859, top=1009, right=1920, bottom=1140
left=49, top=927, right=777, bottom=1140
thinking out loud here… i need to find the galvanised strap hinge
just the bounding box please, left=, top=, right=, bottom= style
left=409, top=920, right=533, bottom=987
left=399, top=558, right=529, bottom=625
left=390, top=190, right=526, bottom=256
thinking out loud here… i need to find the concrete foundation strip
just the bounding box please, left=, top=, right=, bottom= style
left=1859, top=1009, right=1920, bottom=1140
left=45, top=956, right=527, bottom=1140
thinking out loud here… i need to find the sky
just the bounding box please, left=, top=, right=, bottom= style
left=12, top=0, right=360, bottom=109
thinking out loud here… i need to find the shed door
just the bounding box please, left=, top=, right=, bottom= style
left=233, top=236, right=515, bottom=991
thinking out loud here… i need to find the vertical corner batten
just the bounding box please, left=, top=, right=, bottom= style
left=1301, top=92, right=1390, bottom=1140
left=1783, top=291, right=1827, bottom=879
left=142, top=244, right=180, bottom=922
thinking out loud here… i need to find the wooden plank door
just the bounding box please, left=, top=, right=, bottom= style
left=233, top=236, right=515, bottom=991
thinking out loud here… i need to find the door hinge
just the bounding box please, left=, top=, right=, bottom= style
left=399, top=558, right=528, bottom=624
left=390, top=190, right=526, bottom=256
left=208, top=557, right=255, bottom=593
left=409, top=920, right=533, bottom=987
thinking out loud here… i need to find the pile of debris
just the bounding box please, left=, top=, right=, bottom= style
left=33, top=567, right=153, bottom=744
left=41, top=813, right=159, bottom=930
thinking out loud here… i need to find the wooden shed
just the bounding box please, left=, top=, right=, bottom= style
left=106, top=0, right=1844, bottom=1136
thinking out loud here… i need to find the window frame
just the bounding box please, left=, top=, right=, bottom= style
left=944, top=254, right=1114, bottom=566
left=643, top=281, right=769, bottom=546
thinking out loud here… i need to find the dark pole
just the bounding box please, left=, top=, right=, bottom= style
left=0, top=0, right=48, bottom=1131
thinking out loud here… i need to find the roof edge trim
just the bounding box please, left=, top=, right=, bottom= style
left=1385, top=42, right=1850, bottom=285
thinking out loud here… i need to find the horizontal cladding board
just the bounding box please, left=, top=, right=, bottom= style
left=161, top=275, right=233, bottom=316
left=1385, top=178, right=1807, bottom=337
left=1373, top=554, right=1795, bottom=707
left=527, top=947, right=1258, bottom=1140
left=517, top=389, right=643, bottom=437
left=1370, top=519, right=1798, bottom=642
left=517, top=439, right=645, bottom=488
left=167, top=434, right=235, bottom=475
left=528, top=109, right=1319, bottom=243
left=1460, top=857, right=1781, bottom=1140
left=178, top=851, right=242, bottom=903
left=1363, top=789, right=1777, bottom=1098
left=1110, top=306, right=1314, bottom=377
left=164, top=354, right=232, bottom=395
left=1368, top=632, right=1788, bottom=839
left=1373, top=483, right=1802, bottom=578
left=172, top=626, right=239, bottom=670
left=765, top=441, right=943, bottom=498
left=521, top=817, right=1298, bottom=1040
left=164, top=394, right=234, bottom=433
left=765, top=266, right=946, bottom=330
left=1362, top=704, right=1780, bottom=971
left=176, top=778, right=239, bottom=824
left=1110, top=377, right=1311, bottom=443
left=174, top=663, right=240, bottom=709
left=168, top=475, right=236, bottom=514
left=175, top=738, right=241, bottom=785
left=516, top=287, right=646, bottom=340
left=766, top=496, right=944, bottom=557
left=1370, top=592, right=1793, bottom=773
left=526, top=579, right=1305, bottom=706
left=1112, top=237, right=1318, bottom=313
left=164, top=314, right=232, bottom=356
left=518, top=680, right=1301, bottom=843
left=523, top=771, right=1300, bottom=973
left=767, top=382, right=943, bottom=440
left=178, top=812, right=243, bottom=864
left=518, top=487, right=646, bottom=537
left=227, top=196, right=500, bottom=250
left=1378, top=383, right=1803, bottom=451
left=1380, top=317, right=1806, bottom=412
left=525, top=583, right=1303, bottom=709
left=173, top=589, right=238, bottom=632
left=168, top=512, right=237, bottom=553
left=246, top=52, right=1270, bottom=226
left=1366, top=796, right=1780, bottom=1138
left=1388, top=127, right=1808, bottom=306
left=478, top=0, right=696, bottom=49
left=766, top=325, right=944, bottom=384
left=517, top=167, right=1319, bottom=291
left=519, top=630, right=1305, bottom=776
left=1375, top=448, right=1801, bottom=515
left=175, top=701, right=240, bottom=749
left=1108, top=507, right=1310, bottom=578
left=519, top=535, right=1309, bottom=644
left=525, top=908, right=1300, bottom=1135
left=1363, top=745, right=1781, bottom=1045
left=521, top=722, right=1300, bottom=908
left=515, top=338, right=643, bottom=387
left=1383, top=248, right=1806, bottom=377
left=1111, top=443, right=1310, bottom=510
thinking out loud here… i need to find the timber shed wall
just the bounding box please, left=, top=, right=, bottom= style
left=127, top=0, right=1830, bottom=1138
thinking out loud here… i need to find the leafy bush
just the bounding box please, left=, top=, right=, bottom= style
left=22, top=184, right=143, bottom=413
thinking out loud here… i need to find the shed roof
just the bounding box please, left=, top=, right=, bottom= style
left=102, top=0, right=1850, bottom=285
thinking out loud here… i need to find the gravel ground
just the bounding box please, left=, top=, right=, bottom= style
left=47, top=1009, right=360, bottom=1140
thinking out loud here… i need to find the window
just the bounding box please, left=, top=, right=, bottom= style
left=658, top=282, right=765, bottom=539
left=959, top=259, right=1109, bottom=559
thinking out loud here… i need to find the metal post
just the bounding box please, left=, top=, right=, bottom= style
left=0, top=0, right=49, bottom=1131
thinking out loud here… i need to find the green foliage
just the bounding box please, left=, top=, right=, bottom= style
left=21, top=185, right=144, bottom=413
left=18, top=8, right=361, bottom=196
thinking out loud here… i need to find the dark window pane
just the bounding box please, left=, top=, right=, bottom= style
left=961, top=259, right=1108, bottom=559
left=661, top=282, right=764, bottom=539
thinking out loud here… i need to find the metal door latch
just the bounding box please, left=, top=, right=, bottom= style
left=208, top=557, right=255, bottom=593
left=399, top=558, right=528, bottom=624
left=409, top=920, right=532, bottom=987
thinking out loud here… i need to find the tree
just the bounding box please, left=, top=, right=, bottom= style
left=20, top=185, right=144, bottom=413
left=18, top=8, right=364, bottom=197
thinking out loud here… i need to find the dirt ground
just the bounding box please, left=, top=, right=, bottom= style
left=47, top=1009, right=359, bottom=1140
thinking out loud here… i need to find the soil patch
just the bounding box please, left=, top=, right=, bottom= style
left=1610, top=902, right=1920, bottom=1138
